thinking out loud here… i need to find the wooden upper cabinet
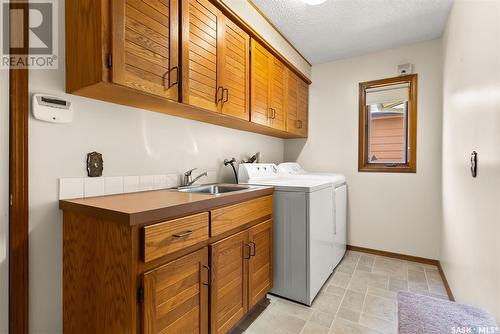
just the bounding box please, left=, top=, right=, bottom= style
left=112, top=0, right=179, bottom=100
left=250, top=40, right=271, bottom=127
left=210, top=231, right=249, bottom=334
left=269, top=58, right=286, bottom=131
left=143, top=247, right=209, bottom=334
left=248, top=220, right=273, bottom=309
left=219, top=16, right=250, bottom=120
left=250, top=39, right=286, bottom=131
left=66, top=0, right=310, bottom=138
left=181, top=0, right=221, bottom=112
left=286, top=69, right=308, bottom=137
left=297, top=79, right=309, bottom=137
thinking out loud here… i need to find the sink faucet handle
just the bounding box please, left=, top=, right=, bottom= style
left=184, top=168, right=197, bottom=176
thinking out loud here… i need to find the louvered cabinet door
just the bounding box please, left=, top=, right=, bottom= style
left=113, top=0, right=179, bottom=100
left=248, top=220, right=273, bottom=309
left=219, top=16, right=250, bottom=120
left=269, top=57, right=286, bottom=131
left=182, top=0, right=221, bottom=112
left=143, top=248, right=209, bottom=334
left=210, top=231, right=249, bottom=334
left=286, top=69, right=300, bottom=135
left=297, top=79, right=309, bottom=137
left=250, top=39, right=271, bottom=127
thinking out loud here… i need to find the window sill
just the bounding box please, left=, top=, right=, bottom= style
left=358, top=164, right=416, bottom=173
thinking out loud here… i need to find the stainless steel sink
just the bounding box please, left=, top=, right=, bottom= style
left=177, top=184, right=250, bottom=195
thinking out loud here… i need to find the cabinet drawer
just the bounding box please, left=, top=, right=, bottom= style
left=143, top=212, right=209, bottom=262
left=211, top=196, right=272, bottom=237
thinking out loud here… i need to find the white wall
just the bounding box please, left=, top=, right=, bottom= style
left=285, top=40, right=443, bottom=259
left=222, top=0, right=311, bottom=79
left=0, top=67, right=9, bottom=334
left=28, top=1, right=284, bottom=332
left=441, top=0, right=500, bottom=322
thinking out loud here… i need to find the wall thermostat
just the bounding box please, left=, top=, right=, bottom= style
left=32, top=94, right=73, bottom=123
left=398, top=63, right=413, bottom=76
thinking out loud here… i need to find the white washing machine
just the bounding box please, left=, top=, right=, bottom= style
left=278, top=163, right=347, bottom=269
left=238, top=163, right=334, bottom=305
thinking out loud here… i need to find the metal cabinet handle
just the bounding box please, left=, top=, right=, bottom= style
left=216, top=86, right=223, bottom=104
left=168, top=66, right=179, bottom=88
left=268, top=108, right=276, bottom=119
left=244, top=243, right=252, bottom=259
left=173, top=230, right=193, bottom=238
left=222, top=88, right=229, bottom=107
left=249, top=241, right=256, bottom=257
left=202, top=265, right=211, bottom=286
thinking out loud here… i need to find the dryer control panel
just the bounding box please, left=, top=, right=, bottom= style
left=238, top=163, right=279, bottom=182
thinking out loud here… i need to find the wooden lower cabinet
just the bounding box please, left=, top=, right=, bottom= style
left=62, top=195, right=273, bottom=334
left=210, top=230, right=249, bottom=334
left=143, top=247, right=209, bottom=334
left=248, top=220, right=273, bottom=309
left=210, top=220, right=273, bottom=333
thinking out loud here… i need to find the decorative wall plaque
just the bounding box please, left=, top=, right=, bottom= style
left=87, top=152, right=103, bottom=177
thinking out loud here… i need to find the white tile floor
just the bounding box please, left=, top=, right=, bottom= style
left=231, top=250, right=449, bottom=334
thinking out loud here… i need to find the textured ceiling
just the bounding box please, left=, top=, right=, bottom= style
left=251, top=0, right=453, bottom=64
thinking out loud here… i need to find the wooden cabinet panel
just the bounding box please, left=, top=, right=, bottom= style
left=113, top=0, right=179, bottom=100
left=211, top=195, right=273, bottom=237
left=219, top=16, right=250, bottom=120
left=143, top=212, right=209, bottom=262
left=250, top=39, right=271, bottom=126
left=248, top=220, right=273, bottom=309
left=269, top=58, right=286, bottom=131
left=182, top=0, right=221, bottom=112
left=250, top=39, right=286, bottom=130
left=210, top=231, right=249, bottom=334
left=297, top=79, right=309, bottom=137
left=286, top=69, right=308, bottom=136
left=143, top=247, right=209, bottom=334
left=286, top=69, right=300, bottom=135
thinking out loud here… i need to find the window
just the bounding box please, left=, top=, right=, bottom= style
left=358, top=74, right=417, bottom=173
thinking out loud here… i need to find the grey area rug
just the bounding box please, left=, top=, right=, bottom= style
left=398, top=291, right=499, bottom=334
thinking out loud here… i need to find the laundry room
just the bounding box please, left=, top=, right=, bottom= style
left=1, top=0, right=499, bottom=333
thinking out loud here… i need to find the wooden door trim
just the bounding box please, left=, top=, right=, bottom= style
left=9, top=1, right=29, bottom=333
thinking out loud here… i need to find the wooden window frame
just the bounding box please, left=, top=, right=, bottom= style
left=358, top=74, right=418, bottom=173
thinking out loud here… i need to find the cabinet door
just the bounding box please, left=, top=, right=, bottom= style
left=181, top=0, right=221, bottom=112
left=250, top=39, right=271, bottom=127
left=143, top=247, right=209, bottom=334
left=297, top=79, right=309, bottom=137
left=219, top=16, right=250, bottom=120
left=112, top=0, right=179, bottom=100
left=210, top=231, right=249, bottom=334
left=286, top=69, right=300, bottom=135
left=269, top=58, right=286, bottom=131
left=248, top=220, right=273, bottom=309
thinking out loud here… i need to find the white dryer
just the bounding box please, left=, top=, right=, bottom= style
left=278, top=163, right=347, bottom=269
left=238, top=163, right=334, bottom=305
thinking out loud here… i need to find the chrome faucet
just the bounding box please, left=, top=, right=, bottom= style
left=182, top=168, right=208, bottom=186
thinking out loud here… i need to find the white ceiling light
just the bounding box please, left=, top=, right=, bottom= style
left=301, top=0, right=327, bottom=5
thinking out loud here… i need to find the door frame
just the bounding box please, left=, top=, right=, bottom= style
left=8, top=0, right=29, bottom=333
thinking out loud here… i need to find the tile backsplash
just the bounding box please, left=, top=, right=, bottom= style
left=59, top=171, right=217, bottom=200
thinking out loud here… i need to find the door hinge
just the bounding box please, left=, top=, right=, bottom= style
left=106, top=54, right=112, bottom=68
left=137, top=287, right=144, bottom=304
left=9, top=194, right=13, bottom=206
